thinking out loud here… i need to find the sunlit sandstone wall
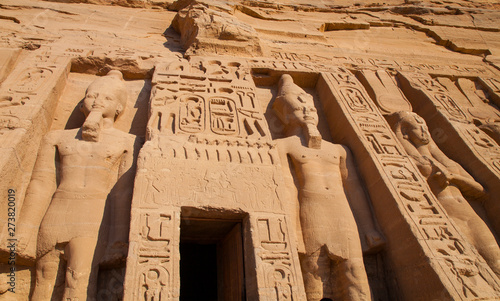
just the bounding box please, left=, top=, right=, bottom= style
left=0, top=0, right=500, bottom=300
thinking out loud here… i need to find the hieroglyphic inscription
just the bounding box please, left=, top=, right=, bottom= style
left=209, top=97, right=238, bottom=135
left=153, top=136, right=278, bottom=165
left=124, top=209, right=179, bottom=301
left=260, top=52, right=492, bottom=77
left=320, top=69, right=500, bottom=299
left=255, top=215, right=304, bottom=301
left=0, top=61, right=69, bottom=131
left=149, top=57, right=271, bottom=142
left=412, top=75, right=469, bottom=122
left=139, top=212, right=172, bottom=258
left=138, top=265, right=169, bottom=301
left=179, top=95, right=205, bottom=133
left=248, top=58, right=332, bottom=73
left=146, top=57, right=279, bottom=167
left=10, top=67, right=54, bottom=93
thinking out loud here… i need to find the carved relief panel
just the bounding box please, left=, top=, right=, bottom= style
left=149, top=57, right=270, bottom=140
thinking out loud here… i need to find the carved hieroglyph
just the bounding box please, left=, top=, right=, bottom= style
left=252, top=214, right=303, bottom=301
left=317, top=68, right=500, bottom=300
left=436, top=76, right=500, bottom=146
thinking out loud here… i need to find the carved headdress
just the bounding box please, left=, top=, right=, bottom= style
left=272, top=74, right=322, bottom=149
left=387, top=111, right=428, bottom=142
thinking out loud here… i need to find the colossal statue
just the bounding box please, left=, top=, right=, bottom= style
left=10, top=70, right=137, bottom=300
left=274, top=74, right=384, bottom=301
left=389, top=111, right=500, bottom=276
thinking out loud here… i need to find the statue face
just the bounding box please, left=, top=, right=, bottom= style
left=290, top=103, right=318, bottom=126
left=284, top=94, right=319, bottom=127
left=274, top=74, right=320, bottom=130
left=404, top=116, right=430, bottom=146
left=81, top=82, right=124, bottom=120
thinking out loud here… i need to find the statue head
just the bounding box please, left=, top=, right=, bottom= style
left=80, top=70, right=128, bottom=121
left=389, top=111, right=431, bottom=147
left=273, top=74, right=319, bottom=128
left=80, top=70, right=128, bottom=142
left=273, top=74, right=322, bottom=148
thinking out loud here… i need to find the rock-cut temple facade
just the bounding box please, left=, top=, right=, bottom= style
left=1, top=0, right=500, bottom=300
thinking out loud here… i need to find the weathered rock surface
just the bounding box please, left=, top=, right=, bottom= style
left=172, top=3, right=263, bottom=56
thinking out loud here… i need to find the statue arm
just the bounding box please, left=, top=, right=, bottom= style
left=429, top=142, right=486, bottom=200
left=15, top=132, right=59, bottom=259
left=109, top=137, right=139, bottom=245
left=275, top=139, right=306, bottom=253
left=276, top=139, right=290, bottom=170
left=449, top=174, right=487, bottom=201
left=339, top=145, right=385, bottom=253
left=101, top=136, right=139, bottom=265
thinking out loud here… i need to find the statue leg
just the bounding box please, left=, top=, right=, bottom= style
left=62, top=236, right=99, bottom=300
left=460, top=210, right=500, bottom=276
left=439, top=190, right=500, bottom=276
left=300, top=250, right=333, bottom=301
left=32, top=250, right=61, bottom=301
left=335, top=257, right=371, bottom=301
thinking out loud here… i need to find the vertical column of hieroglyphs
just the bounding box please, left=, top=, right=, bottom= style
left=0, top=50, right=70, bottom=231
left=124, top=204, right=179, bottom=301
left=124, top=57, right=305, bottom=300
left=317, top=68, right=500, bottom=300
left=251, top=213, right=306, bottom=301
left=398, top=72, right=500, bottom=238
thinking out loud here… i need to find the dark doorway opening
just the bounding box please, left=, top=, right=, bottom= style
left=180, top=243, right=218, bottom=301
left=180, top=217, right=246, bottom=301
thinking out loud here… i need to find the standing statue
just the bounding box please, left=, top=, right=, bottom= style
left=389, top=111, right=500, bottom=276
left=274, top=74, right=383, bottom=301
left=13, top=70, right=137, bottom=300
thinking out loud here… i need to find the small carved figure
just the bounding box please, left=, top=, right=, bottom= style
left=12, top=70, right=137, bottom=300
left=143, top=268, right=167, bottom=301
left=274, top=74, right=383, bottom=301
left=389, top=111, right=500, bottom=276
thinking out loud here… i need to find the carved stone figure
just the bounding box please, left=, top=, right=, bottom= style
left=274, top=74, right=384, bottom=301
left=389, top=111, right=500, bottom=276
left=13, top=70, right=137, bottom=300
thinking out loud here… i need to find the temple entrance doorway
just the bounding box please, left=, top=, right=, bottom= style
left=180, top=216, right=246, bottom=301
